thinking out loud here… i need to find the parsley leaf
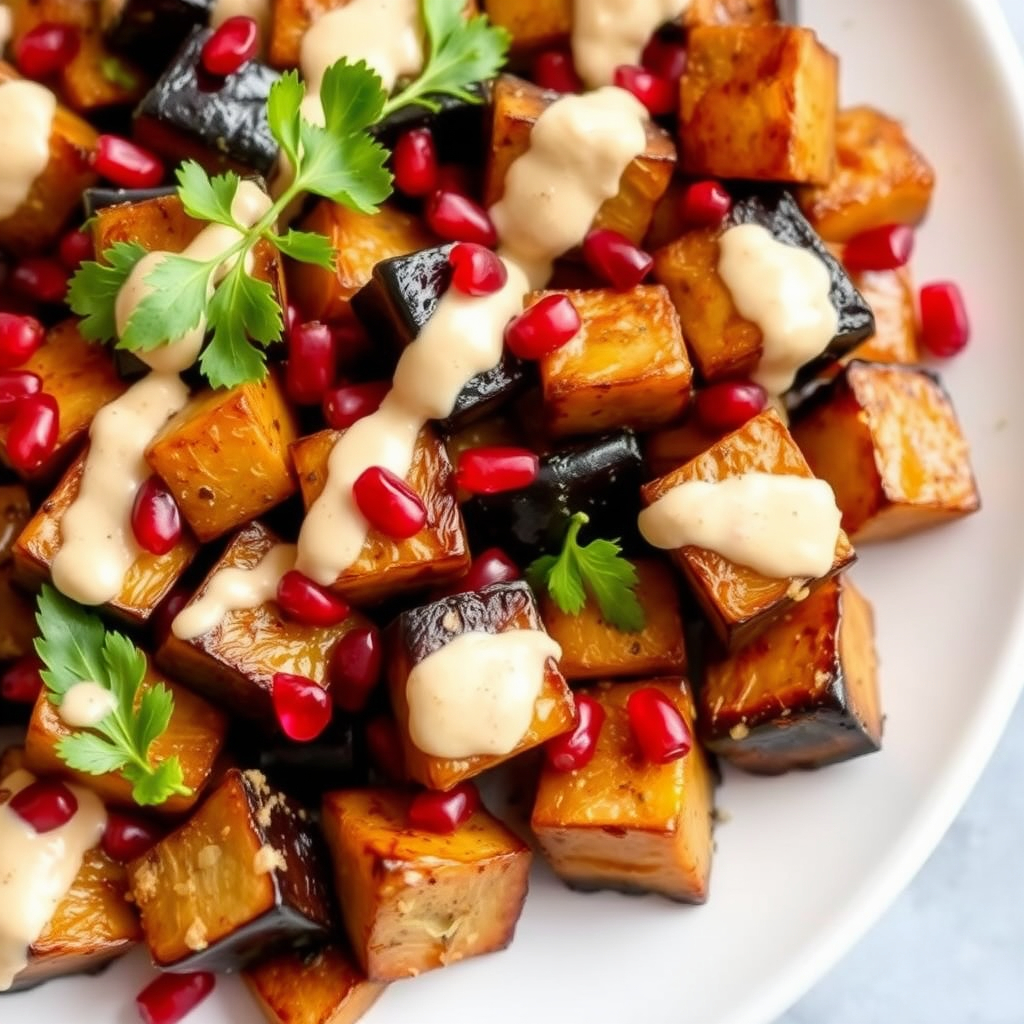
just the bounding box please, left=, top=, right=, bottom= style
left=176, top=162, right=240, bottom=228
left=67, top=241, right=147, bottom=344
left=118, top=254, right=212, bottom=352
left=33, top=585, right=193, bottom=807
left=527, top=512, right=646, bottom=633
left=269, top=229, right=335, bottom=269
left=266, top=69, right=304, bottom=167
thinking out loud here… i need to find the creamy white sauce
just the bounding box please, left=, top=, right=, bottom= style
left=0, top=771, right=107, bottom=992
left=718, top=223, right=839, bottom=396
left=0, top=80, right=57, bottom=221
left=571, top=0, right=691, bottom=89
left=638, top=472, right=842, bottom=579
left=209, top=0, right=271, bottom=48
left=406, top=630, right=562, bottom=759
left=58, top=682, right=118, bottom=729
left=172, top=542, right=297, bottom=640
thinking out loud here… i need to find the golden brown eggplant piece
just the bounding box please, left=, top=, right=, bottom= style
left=836, top=265, right=920, bottom=369
left=0, top=484, right=35, bottom=660
left=643, top=414, right=725, bottom=479
left=0, top=483, right=32, bottom=562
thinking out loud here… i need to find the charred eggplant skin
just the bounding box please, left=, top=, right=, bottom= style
left=82, top=185, right=177, bottom=218
left=103, top=0, right=212, bottom=65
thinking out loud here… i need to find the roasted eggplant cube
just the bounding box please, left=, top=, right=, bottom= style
left=0, top=63, right=97, bottom=252
left=10, top=846, right=141, bottom=993
left=643, top=414, right=724, bottom=479
left=0, top=565, right=36, bottom=662
left=127, top=768, right=333, bottom=971
left=134, top=27, right=280, bottom=176
left=641, top=408, right=856, bottom=650
left=797, top=106, right=936, bottom=243
left=387, top=581, right=575, bottom=790
left=321, top=788, right=531, bottom=980
left=531, top=679, right=715, bottom=902
left=791, top=362, right=980, bottom=542
left=653, top=190, right=874, bottom=383
left=833, top=265, right=920, bottom=371
left=82, top=185, right=177, bottom=218
left=536, top=284, right=692, bottom=437
left=539, top=559, right=687, bottom=681
left=157, top=521, right=375, bottom=727
left=25, top=662, right=227, bottom=815
left=244, top=945, right=386, bottom=1024
left=0, top=483, right=31, bottom=562
left=351, top=244, right=527, bottom=429
left=680, top=25, right=837, bottom=185
left=481, top=0, right=570, bottom=51
left=250, top=723, right=368, bottom=803
left=699, top=575, right=882, bottom=772
left=101, top=0, right=212, bottom=65
left=461, top=431, right=645, bottom=563
left=685, top=0, right=780, bottom=25
left=0, top=319, right=126, bottom=480
left=13, top=450, right=199, bottom=625
left=291, top=427, right=471, bottom=604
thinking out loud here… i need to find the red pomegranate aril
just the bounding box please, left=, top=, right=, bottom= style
left=323, top=380, right=389, bottom=429
left=137, top=971, right=216, bottom=1024
left=425, top=190, right=497, bottom=246
left=533, top=49, right=582, bottom=93
left=365, top=716, right=404, bottom=781
left=0, top=313, right=45, bottom=369
left=94, top=134, right=165, bottom=189
left=408, top=782, right=480, bottom=834
left=58, top=227, right=94, bottom=270
left=842, top=223, right=915, bottom=272
left=353, top=466, right=427, bottom=539
left=448, top=242, right=507, bottom=296
left=680, top=180, right=732, bottom=227
left=434, top=164, right=473, bottom=196
left=393, top=127, right=439, bottom=197
left=504, top=293, right=581, bottom=360
left=456, top=446, right=539, bottom=494
left=286, top=321, right=336, bottom=405
left=15, top=22, right=80, bottom=79
left=452, top=547, right=520, bottom=594
left=641, top=35, right=687, bottom=83
left=583, top=229, right=653, bottom=290
left=276, top=570, right=350, bottom=626
left=201, top=15, right=259, bottom=76
left=102, top=811, right=162, bottom=862
left=0, top=654, right=44, bottom=704
left=131, top=476, right=182, bottom=556
left=0, top=370, right=42, bottom=421
left=626, top=687, right=692, bottom=764
left=9, top=779, right=78, bottom=833
left=329, top=625, right=382, bottom=713
left=694, top=380, right=767, bottom=433
left=272, top=673, right=332, bottom=742
left=613, top=64, right=676, bottom=116
left=920, top=281, right=970, bottom=357
left=546, top=694, right=606, bottom=772
left=5, top=392, right=59, bottom=473
left=12, top=257, right=68, bottom=304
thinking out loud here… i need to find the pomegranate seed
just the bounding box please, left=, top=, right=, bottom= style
left=12, top=257, right=68, bottom=304
left=425, top=191, right=497, bottom=246
left=920, top=281, right=970, bottom=357
left=353, top=466, right=426, bottom=539
left=583, top=229, right=653, bottom=290
left=626, top=687, right=692, bottom=764
left=0, top=370, right=42, bottom=422
left=94, top=135, right=165, bottom=189
left=0, top=313, right=45, bottom=369
left=842, top=224, right=915, bottom=272
left=532, top=49, right=581, bottom=93
left=137, top=972, right=216, bottom=1024
left=131, top=476, right=182, bottom=556
left=434, top=164, right=473, bottom=196
left=680, top=180, right=732, bottom=227
left=276, top=570, right=350, bottom=626
left=694, top=380, right=767, bottom=433
left=329, top=625, right=382, bottom=713
left=201, top=16, right=259, bottom=76
left=448, top=243, right=507, bottom=296
left=365, top=715, right=405, bottom=782
left=0, top=654, right=44, bottom=704
left=15, top=22, right=79, bottom=79
left=9, top=779, right=78, bottom=833
left=286, top=320, right=336, bottom=405
left=450, top=547, right=520, bottom=594
left=151, top=588, right=190, bottom=647
left=285, top=302, right=300, bottom=336
left=456, top=446, right=538, bottom=494
left=4, top=392, right=59, bottom=474
left=546, top=694, right=606, bottom=772
left=102, top=811, right=162, bottom=862
left=613, top=64, right=676, bottom=116
left=272, top=672, right=332, bottom=742
left=408, top=782, right=480, bottom=834
left=393, top=128, right=439, bottom=197
left=323, top=380, right=389, bottom=429
left=641, top=35, right=687, bottom=83
left=504, top=294, right=581, bottom=360
left=58, top=227, right=94, bottom=270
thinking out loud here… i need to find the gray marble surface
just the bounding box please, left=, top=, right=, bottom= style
left=779, top=4, right=1024, bottom=1021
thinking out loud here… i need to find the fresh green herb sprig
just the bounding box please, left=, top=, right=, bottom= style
left=527, top=512, right=646, bottom=633
left=34, top=585, right=192, bottom=807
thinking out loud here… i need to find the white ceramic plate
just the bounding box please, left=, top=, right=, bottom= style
left=8, top=1, right=1024, bottom=1022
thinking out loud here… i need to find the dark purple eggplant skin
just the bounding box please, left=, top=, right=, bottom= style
left=82, top=185, right=177, bottom=219
left=103, top=0, right=212, bottom=66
